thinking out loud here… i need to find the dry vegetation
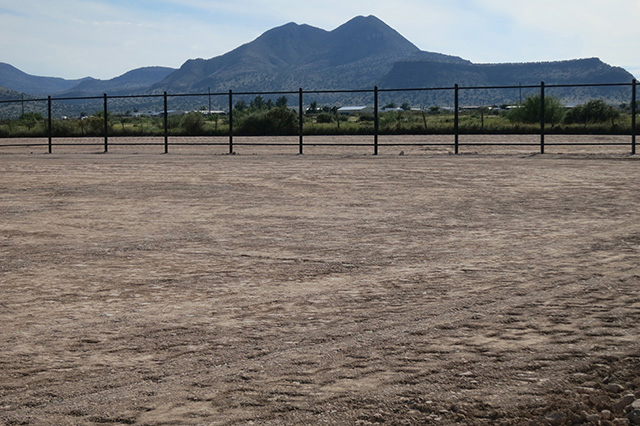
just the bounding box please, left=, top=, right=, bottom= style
left=1, top=137, right=639, bottom=425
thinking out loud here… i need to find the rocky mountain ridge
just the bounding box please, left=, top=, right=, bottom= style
left=0, top=15, right=635, bottom=107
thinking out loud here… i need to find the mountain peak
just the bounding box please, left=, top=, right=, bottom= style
left=156, top=15, right=436, bottom=92
left=339, top=15, right=387, bottom=27
left=331, top=14, right=417, bottom=46
left=326, top=15, right=419, bottom=65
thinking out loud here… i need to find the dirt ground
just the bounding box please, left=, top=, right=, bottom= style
left=0, top=134, right=635, bottom=156
left=1, top=136, right=639, bottom=425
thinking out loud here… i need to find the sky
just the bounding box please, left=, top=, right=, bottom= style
left=1, top=0, right=638, bottom=81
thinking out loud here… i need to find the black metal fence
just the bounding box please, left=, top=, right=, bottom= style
left=0, top=80, right=637, bottom=155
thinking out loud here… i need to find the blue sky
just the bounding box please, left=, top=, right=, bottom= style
left=1, top=0, right=638, bottom=80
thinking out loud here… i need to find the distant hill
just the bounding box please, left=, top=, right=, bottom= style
left=0, top=86, right=41, bottom=117
left=0, top=85, right=27, bottom=101
left=0, top=63, right=91, bottom=96
left=0, top=64, right=174, bottom=99
left=380, top=57, right=635, bottom=105
left=61, top=66, right=175, bottom=97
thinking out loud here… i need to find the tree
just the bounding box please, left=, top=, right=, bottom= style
left=19, top=112, right=43, bottom=130
left=316, top=112, right=334, bottom=123
left=237, top=107, right=298, bottom=136
left=234, top=100, right=247, bottom=111
left=182, top=112, right=205, bottom=135
left=400, top=102, right=411, bottom=111
left=478, top=106, right=490, bottom=129
left=209, top=114, right=220, bottom=131
left=276, top=96, right=288, bottom=108
left=86, top=116, right=104, bottom=135
left=564, top=105, right=584, bottom=125
left=0, top=118, right=13, bottom=135
left=78, top=118, right=88, bottom=135
left=507, top=94, right=565, bottom=126
left=564, top=99, right=619, bottom=125
left=250, top=95, right=266, bottom=110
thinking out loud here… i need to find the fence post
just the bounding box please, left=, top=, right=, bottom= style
left=454, top=84, right=459, bottom=154
left=103, top=93, right=108, bottom=153
left=374, top=86, right=379, bottom=155
left=299, top=88, right=304, bottom=155
left=164, top=91, right=168, bottom=154
left=47, top=96, right=52, bottom=154
left=632, top=79, right=637, bottom=155
left=540, top=81, right=545, bottom=154
left=228, top=89, right=233, bottom=154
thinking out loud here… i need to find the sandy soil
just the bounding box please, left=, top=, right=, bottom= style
left=1, top=139, right=639, bottom=425
left=0, top=134, right=635, bottom=156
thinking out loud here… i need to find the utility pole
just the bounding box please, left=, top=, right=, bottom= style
left=519, top=82, right=522, bottom=105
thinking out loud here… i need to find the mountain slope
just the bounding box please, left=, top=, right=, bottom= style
left=0, top=85, right=27, bottom=101
left=0, top=15, right=635, bottom=107
left=381, top=57, right=634, bottom=88
left=378, top=58, right=635, bottom=105
left=158, top=22, right=328, bottom=91
left=154, top=15, right=466, bottom=93
left=0, top=63, right=91, bottom=95
left=61, top=66, right=175, bottom=96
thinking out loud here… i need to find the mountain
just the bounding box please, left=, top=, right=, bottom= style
left=0, top=85, right=43, bottom=118
left=381, top=57, right=633, bottom=88
left=0, top=62, right=91, bottom=95
left=0, top=85, right=26, bottom=101
left=379, top=57, right=635, bottom=105
left=151, top=15, right=633, bottom=105
left=0, top=15, right=636, bottom=109
left=154, top=15, right=468, bottom=93
left=61, top=66, right=175, bottom=97
left=0, top=63, right=174, bottom=98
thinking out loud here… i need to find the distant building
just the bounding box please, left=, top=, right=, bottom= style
left=132, top=110, right=187, bottom=117
left=198, top=110, right=226, bottom=116
left=337, top=106, right=374, bottom=115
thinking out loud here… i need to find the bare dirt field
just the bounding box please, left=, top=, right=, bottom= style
left=1, top=137, right=639, bottom=425
left=0, top=134, right=635, bottom=156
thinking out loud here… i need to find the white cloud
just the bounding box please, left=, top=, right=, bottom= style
left=474, top=0, right=640, bottom=72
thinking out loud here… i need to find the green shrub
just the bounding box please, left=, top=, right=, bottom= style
left=19, top=112, right=44, bottom=130
left=86, top=117, right=105, bottom=136
left=316, top=112, right=334, bottom=123
left=237, top=107, right=298, bottom=136
left=508, top=94, right=565, bottom=126
left=52, top=120, right=79, bottom=137
left=182, top=112, right=205, bottom=135
left=564, top=100, right=620, bottom=125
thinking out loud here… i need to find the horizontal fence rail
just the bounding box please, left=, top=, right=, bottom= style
left=0, top=80, right=637, bottom=155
